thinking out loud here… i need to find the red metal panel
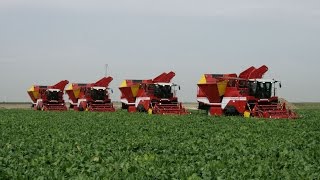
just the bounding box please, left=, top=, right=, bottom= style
left=197, top=84, right=221, bottom=103
left=119, top=86, right=136, bottom=103
left=248, top=65, right=268, bottom=79
left=94, top=77, right=113, bottom=87
left=153, top=71, right=175, bottom=83
left=239, top=66, right=256, bottom=79
left=50, top=80, right=69, bottom=91
left=209, top=106, right=223, bottom=116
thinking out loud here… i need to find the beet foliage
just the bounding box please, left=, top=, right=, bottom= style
left=0, top=109, right=319, bottom=179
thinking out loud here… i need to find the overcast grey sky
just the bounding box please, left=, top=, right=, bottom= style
left=0, top=0, right=319, bottom=102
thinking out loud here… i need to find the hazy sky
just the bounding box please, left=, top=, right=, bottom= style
left=0, top=0, right=319, bottom=102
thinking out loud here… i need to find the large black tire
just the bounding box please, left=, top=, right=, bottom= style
left=78, top=101, right=87, bottom=111
left=137, top=104, right=146, bottom=112
left=224, top=106, right=239, bottom=116
left=122, top=103, right=128, bottom=110
left=198, top=103, right=210, bottom=111
left=78, top=106, right=84, bottom=111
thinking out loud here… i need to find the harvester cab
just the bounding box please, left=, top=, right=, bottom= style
left=197, top=65, right=298, bottom=119
left=27, top=80, right=69, bottom=111
left=151, top=83, right=179, bottom=99
left=119, top=71, right=188, bottom=115
left=46, top=89, right=63, bottom=102
left=66, top=77, right=115, bottom=112
left=90, top=87, right=111, bottom=101
left=248, top=79, right=281, bottom=99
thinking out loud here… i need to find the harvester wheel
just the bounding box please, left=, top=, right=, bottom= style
left=122, top=103, right=128, bottom=110
left=78, top=101, right=87, bottom=111
left=36, top=102, right=43, bottom=111
left=137, top=104, right=146, bottom=112
left=78, top=106, right=84, bottom=111
left=224, top=106, right=239, bottom=116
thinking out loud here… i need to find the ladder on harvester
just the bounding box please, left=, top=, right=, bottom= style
left=88, top=103, right=115, bottom=112
left=45, top=103, right=68, bottom=111
left=153, top=103, right=188, bottom=115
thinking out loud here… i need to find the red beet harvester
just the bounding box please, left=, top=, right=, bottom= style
left=66, top=77, right=115, bottom=112
left=119, top=71, right=188, bottom=115
left=197, top=65, right=297, bottom=119
left=27, top=80, right=69, bottom=111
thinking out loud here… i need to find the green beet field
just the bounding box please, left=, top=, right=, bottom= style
left=0, top=107, right=319, bottom=179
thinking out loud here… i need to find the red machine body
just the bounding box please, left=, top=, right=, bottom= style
left=66, top=77, right=115, bottom=112
left=27, top=80, right=69, bottom=111
left=119, top=71, right=188, bottom=115
left=197, top=65, right=297, bottom=119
